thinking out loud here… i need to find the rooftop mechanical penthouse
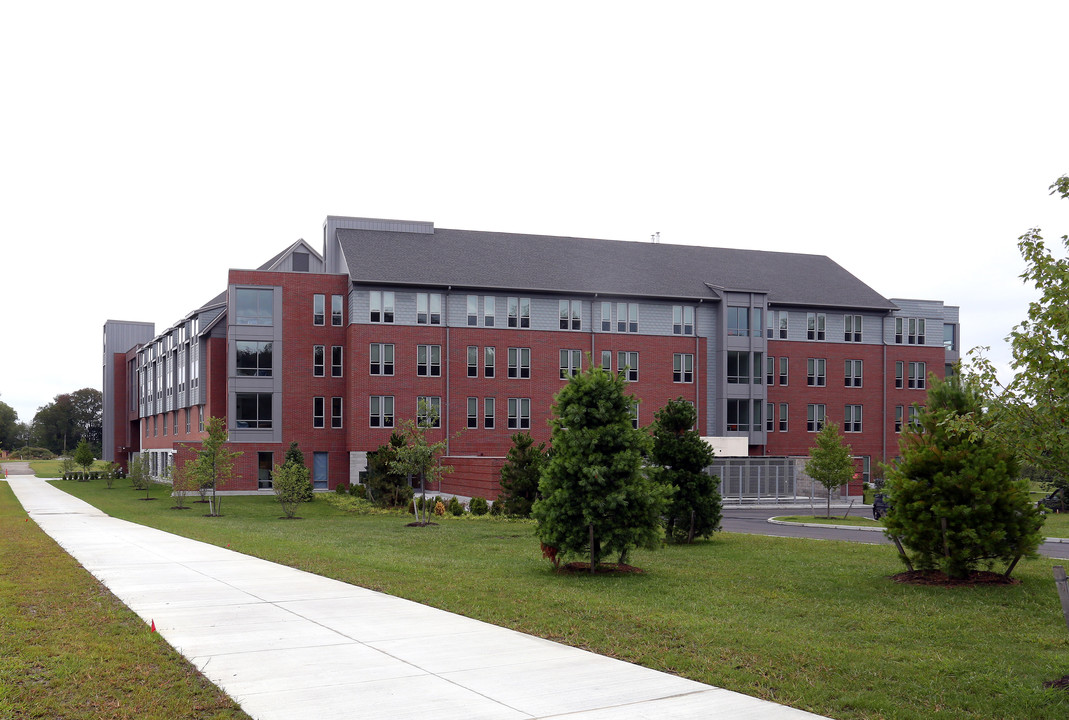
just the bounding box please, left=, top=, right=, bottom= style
left=103, top=216, right=958, bottom=497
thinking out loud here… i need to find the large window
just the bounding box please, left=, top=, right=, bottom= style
left=673, top=353, right=693, bottom=383
left=507, top=398, right=531, bottom=429
left=618, top=351, right=638, bottom=382
left=467, top=346, right=478, bottom=377
left=909, top=318, right=926, bottom=345
left=235, top=288, right=273, bottom=326
left=313, top=397, right=325, bottom=428
left=508, top=347, right=531, bottom=379
left=807, top=404, right=826, bottom=432
left=417, top=293, right=442, bottom=325
left=417, top=345, right=441, bottom=377
left=417, top=397, right=442, bottom=427
left=370, top=396, right=394, bottom=427
left=559, top=300, right=581, bottom=330
left=844, top=314, right=862, bottom=342
left=844, top=404, right=862, bottom=432
left=467, top=397, right=478, bottom=428
left=507, top=297, right=531, bottom=328
left=331, top=397, right=343, bottom=429
left=236, top=341, right=272, bottom=377
left=845, top=359, right=862, bottom=387
left=908, top=361, right=927, bottom=389
left=728, top=351, right=749, bottom=384
left=370, top=343, right=394, bottom=376
left=313, top=294, right=325, bottom=325
left=235, top=392, right=272, bottom=429
left=617, top=302, right=639, bottom=333
left=726, top=399, right=750, bottom=431
left=807, top=312, right=826, bottom=341
left=727, top=307, right=749, bottom=336
left=807, top=358, right=826, bottom=387
left=560, top=349, right=582, bottom=379
left=369, top=291, right=395, bottom=323
left=332, top=346, right=343, bottom=377
left=484, top=347, right=495, bottom=378
left=332, top=295, right=344, bottom=326
left=673, top=305, right=694, bottom=336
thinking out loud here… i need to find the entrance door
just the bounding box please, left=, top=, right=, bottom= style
left=313, top=452, right=328, bottom=489
left=258, top=452, right=273, bottom=489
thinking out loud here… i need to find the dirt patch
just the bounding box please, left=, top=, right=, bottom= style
left=559, top=562, right=645, bottom=575
left=891, top=569, right=1018, bottom=587
left=1043, top=674, right=1069, bottom=691
left=169, top=506, right=192, bottom=510
left=405, top=521, right=439, bottom=527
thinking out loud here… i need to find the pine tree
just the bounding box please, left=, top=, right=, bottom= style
left=533, top=365, right=669, bottom=569
left=497, top=432, right=547, bottom=517
left=883, top=375, right=1044, bottom=579
left=650, top=399, right=719, bottom=543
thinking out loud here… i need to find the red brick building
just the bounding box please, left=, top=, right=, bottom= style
left=103, top=218, right=958, bottom=498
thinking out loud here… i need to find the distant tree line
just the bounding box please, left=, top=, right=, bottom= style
left=0, top=388, right=102, bottom=457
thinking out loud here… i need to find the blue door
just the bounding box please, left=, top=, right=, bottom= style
left=313, top=452, right=328, bottom=489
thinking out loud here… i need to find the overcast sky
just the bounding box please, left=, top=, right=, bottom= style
left=2, top=1, right=1067, bottom=427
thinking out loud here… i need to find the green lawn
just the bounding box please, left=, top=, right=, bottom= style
left=0, top=481, right=250, bottom=720
left=776, top=515, right=884, bottom=528
left=23, top=458, right=112, bottom=478
left=47, top=479, right=1069, bottom=720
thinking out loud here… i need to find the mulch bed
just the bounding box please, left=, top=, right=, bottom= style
left=891, top=569, right=1018, bottom=586
left=1044, top=675, right=1069, bottom=691
left=558, top=562, right=645, bottom=575
left=405, top=521, right=439, bottom=527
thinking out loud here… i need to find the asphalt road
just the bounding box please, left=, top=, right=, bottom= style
left=721, top=505, right=1069, bottom=560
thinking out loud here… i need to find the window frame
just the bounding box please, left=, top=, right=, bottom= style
left=560, top=349, right=582, bottom=379
left=312, top=345, right=325, bottom=377
left=313, top=294, right=325, bottom=326
left=507, top=397, right=531, bottom=429
left=369, top=395, right=395, bottom=428
left=369, top=343, right=395, bottom=376
left=507, top=347, right=531, bottom=379
left=331, top=345, right=343, bottom=377
left=618, top=351, right=639, bottom=382
left=313, top=396, right=325, bottom=428
left=416, top=344, right=442, bottom=377
left=845, top=359, right=862, bottom=387
left=331, top=396, right=343, bottom=429
left=673, top=353, right=694, bottom=383
left=806, top=403, right=826, bottom=432
left=807, top=358, right=826, bottom=387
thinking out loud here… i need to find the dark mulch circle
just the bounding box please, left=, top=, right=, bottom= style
left=278, top=516, right=302, bottom=520
left=169, top=506, right=192, bottom=510
left=559, top=562, right=645, bottom=575
left=1043, top=675, right=1069, bottom=691
left=138, top=498, right=157, bottom=502
left=891, top=569, right=1018, bottom=587
left=406, top=521, right=439, bottom=527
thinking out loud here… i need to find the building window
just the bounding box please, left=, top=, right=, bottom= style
left=313, top=294, right=325, bottom=325
left=673, top=353, right=694, bottom=383
left=944, top=323, right=957, bottom=351
left=895, top=405, right=903, bottom=433
left=370, top=396, right=394, bottom=428
left=895, top=361, right=904, bottom=389
left=807, top=312, right=826, bottom=341
left=908, top=361, right=926, bottom=389
left=753, top=352, right=763, bottom=384
left=313, top=397, right=325, bottom=428
left=236, top=341, right=272, bottom=377
left=560, top=349, right=582, bottom=379
left=807, top=404, right=826, bottom=432
left=559, top=300, right=581, bottom=330
left=484, top=347, right=495, bottom=378
left=507, top=297, right=531, bottom=328
left=484, top=296, right=496, bottom=327
left=185, top=408, right=190, bottom=434
left=617, top=302, right=638, bottom=333
left=727, top=399, right=750, bottom=432
left=417, top=397, right=441, bottom=427
left=766, top=402, right=775, bottom=432
left=752, top=308, right=763, bottom=338
left=331, top=397, right=343, bottom=429
left=198, top=406, right=204, bottom=432
left=767, top=355, right=775, bottom=385
left=313, top=345, right=325, bottom=377
left=417, top=293, right=442, bottom=325
left=728, top=351, right=749, bottom=384
left=618, top=351, right=638, bottom=382
left=370, top=343, right=394, bottom=376
left=601, top=350, right=612, bottom=371
left=508, top=347, right=531, bottom=379
left=601, top=302, right=612, bottom=331
left=845, top=359, right=862, bottom=387
left=163, top=412, right=167, bottom=436
left=779, top=356, right=788, bottom=386
left=779, top=403, right=788, bottom=432
left=908, top=405, right=923, bottom=430
left=467, top=397, right=478, bottom=429
left=369, top=291, right=395, bottom=323
left=807, top=358, right=826, bottom=387
left=467, top=346, right=478, bottom=377
left=507, top=398, right=531, bottom=429
left=673, top=305, right=695, bottom=335
left=292, top=252, right=309, bottom=272
left=844, top=404, right=862, bottom=432
left=727, top=307, right=749, bottom=337
left=235, top=392, right=272, bottom=429
left=631, top=402, right=640, bottom=430
left=844, top=314, right=862, bottom=342
left=235, top=288, right=273, bottom=326
left=467, top=295, right=479, bottom=326
left=417, top=345, right=441, bottom=377
left=895, top=317, right=904, bottom=344
left=908, top=318, right=926, bottom=345
left=332, top=346, right=343, bottom=377
left=484, top=397, right=495, bottom=429
left=332, top=295, right=344, bottom=326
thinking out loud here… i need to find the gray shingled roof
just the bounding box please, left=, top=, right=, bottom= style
left=336, top=227, right=896, bottom=310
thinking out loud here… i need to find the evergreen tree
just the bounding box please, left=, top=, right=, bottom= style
left=497, top=432, right=547, bottom=517
left=366, top=433, right=413, bottom=508
left=284, top=441, right=313, bottom=502
left=883, top=375, right=1044, bottom=579
left=805, top=422, right=855, bottom=519
left=533, top=365, right=669, bottom=568
left=273, top=455, right=312, bottom=518
left=650, top=399, right=719, bottom=543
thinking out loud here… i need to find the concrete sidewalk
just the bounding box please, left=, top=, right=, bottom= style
left=8, top=476, right=829, bottom=720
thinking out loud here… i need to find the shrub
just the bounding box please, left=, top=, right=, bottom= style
left=498, top=433, right=547, bottom=517
left=366, top=435, right=414, bottom=508
left=489, top=499, right=504, bottom=516
left=469, top=497, right=489, bottom=516
left=448, top=496, right=464, bottom=516
left=273, top=458, right=312, bottom=519
left=434, top=501, right=446, bottom=517
left=284, top=442, right=314, bottom=503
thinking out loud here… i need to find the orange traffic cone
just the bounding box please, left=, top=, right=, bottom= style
left=150, top=619, right=156, bottom=632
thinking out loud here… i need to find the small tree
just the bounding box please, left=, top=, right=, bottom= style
left=883, top=375, right=1044, bottom=580
left=186, top=416, right=242, bottom=517
left=805, top=422, right=855, bottom=519
left=366, top=433, right=413, bottom=507
left=533, top=365, right=669, bottom=569
left=103, top=461, right=119, bottom=489
left=391, top=400, right=452, bottom=525
left=651, top=399, right=720, bottom=543
left=73, top=439, right=94, bottom=478
left=170, top=458, right=195, bottom=509
left=60, top=456, right=76, bottom=478
left=273, top=455, right=311, bottom=519
left=284, top=441, right=314, bottom=502
left=129, top=452, right=149, bottom=491
left=497, top=433, right=547, bottom=517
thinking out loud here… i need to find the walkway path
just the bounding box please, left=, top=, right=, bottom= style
left=7, top=475, right=829, bottom=720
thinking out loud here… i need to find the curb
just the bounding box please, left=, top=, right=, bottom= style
left=767, top=517, right=1069, bottom=543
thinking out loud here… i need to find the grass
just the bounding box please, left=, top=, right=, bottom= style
left=775, top=515, right=884, bottom=527
left=0, top=481, right=251, bottom=720
left=48, top=479, right=1069, bottom=720
left=21, top=459, right=113, bottom=478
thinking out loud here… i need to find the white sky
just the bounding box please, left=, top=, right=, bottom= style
left=2, top=1, right=1067, bottom=427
